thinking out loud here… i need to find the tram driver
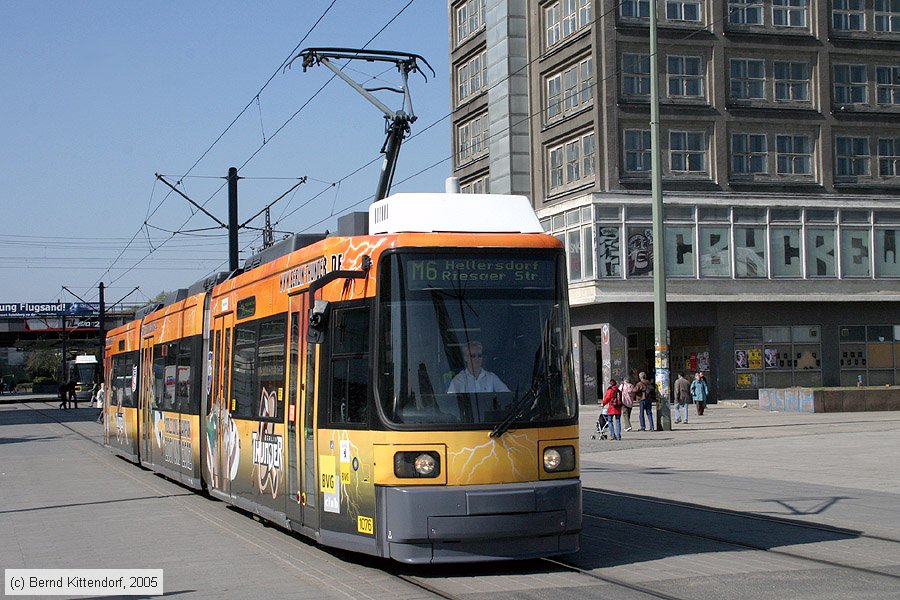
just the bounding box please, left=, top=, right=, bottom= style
left=446, top=340, right=510, bottom=394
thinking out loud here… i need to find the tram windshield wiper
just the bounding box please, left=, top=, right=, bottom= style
left=490, top=371, right=553, bottom=439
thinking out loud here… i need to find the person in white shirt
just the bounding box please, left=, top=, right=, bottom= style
left=447, top=341, right=510, bottom=394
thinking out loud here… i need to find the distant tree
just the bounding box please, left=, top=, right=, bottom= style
left=25, top=348, right=60, bottom=381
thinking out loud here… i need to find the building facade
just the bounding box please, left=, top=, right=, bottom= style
left=450, top=0, right=900, bottom=401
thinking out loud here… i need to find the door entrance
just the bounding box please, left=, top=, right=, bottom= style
left=627, top=327, right=712, bottom=398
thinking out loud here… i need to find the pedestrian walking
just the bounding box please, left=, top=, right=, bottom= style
left=67, top=379, right=78, bottom=409
left=58, top=382, right=69, bottom=409
left=691, top=370, right=709, bottom=416
left=674, top=372, right=691, bottom=424
left=635, top=371, right=655, bottom=431
left=95, top=382, right=106, bottom=423
left=620, top=376, right=636, bottom=432
left=601, top=379, right=623, bottom=440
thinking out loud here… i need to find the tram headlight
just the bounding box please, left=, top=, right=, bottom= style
left=394, top=451, right=441, bottom=478
left=543, top=445, right=575, bottom=473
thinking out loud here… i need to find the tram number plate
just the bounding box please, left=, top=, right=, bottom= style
left=357, top=516, right=374, bottom=535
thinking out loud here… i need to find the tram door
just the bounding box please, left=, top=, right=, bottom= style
left=211, top=313, right=233, bottom=498
left=286, top=292, right=316, bottom=529
left=140, top=339, right=154, bottom=463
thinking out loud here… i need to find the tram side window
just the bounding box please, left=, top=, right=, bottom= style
left=111, top=354, right=136, bottom=408
left=232, top=323, right=258, bottom=419
left=231, top=316, right=287, bottom=421
left=258, top=316, right=286, bottom=422
left=175, top=336, right=201, bottom=414
left=152, top=342, right=179, bottom=412
left=328, top=306, right=369, bottom=426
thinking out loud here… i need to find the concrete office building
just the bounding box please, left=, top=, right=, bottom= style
left=449, top=0, right=900, bottom=401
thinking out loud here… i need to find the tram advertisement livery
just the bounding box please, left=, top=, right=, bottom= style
left=101, top=192, right=582, bottom=563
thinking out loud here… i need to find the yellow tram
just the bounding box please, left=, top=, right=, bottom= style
left=103, top=191, right=581, bottom=563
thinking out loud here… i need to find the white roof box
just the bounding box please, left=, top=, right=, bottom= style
left=369, top=193, right=543, bottom=235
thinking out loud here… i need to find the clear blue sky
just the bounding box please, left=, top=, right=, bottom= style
left=0, top=1, right=450, bottom=306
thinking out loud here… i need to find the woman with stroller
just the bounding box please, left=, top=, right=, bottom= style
left=601, top=378, right=623, bottom=441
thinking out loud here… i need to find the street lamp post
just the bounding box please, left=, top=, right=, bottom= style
left=649, top=0, right=672, bottom=430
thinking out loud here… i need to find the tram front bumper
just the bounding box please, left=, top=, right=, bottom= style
left=378, top=479, right=581, bottom=563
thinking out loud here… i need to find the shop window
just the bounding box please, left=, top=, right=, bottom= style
left=840, top=324, right=899, bottom=386
left=665, top=225, right=695, bottom=277
left=626, top=225, right=653, bottom=277
left=596, top=225, right=622, bottom=278
left=770, top=227, right=802, bottom=277
left=699, top=226, right=731, bottom=277
left=806, top=227, right=837, bottom=277
left=739, top=325, right=821, bottom=390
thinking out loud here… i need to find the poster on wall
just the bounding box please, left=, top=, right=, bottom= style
left=735, top=350, right=749, bottom=369
left=748, top=348, right=762, bottom=370
left=736, top=373, right=759, bottom=388
left=689, top=352, right=698, bottom=372
left=697, top=351, right=709, bottom=372
left=764, top=348, right=778, bottom=369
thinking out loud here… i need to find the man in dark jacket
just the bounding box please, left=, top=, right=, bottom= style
left=674, top=372, right=691, bottom=424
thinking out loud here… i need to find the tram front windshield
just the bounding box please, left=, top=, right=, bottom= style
left=378, top=251, right=577, bottom=429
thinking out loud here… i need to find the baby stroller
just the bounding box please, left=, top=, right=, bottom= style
left=591, top=407, right=609, bottom=440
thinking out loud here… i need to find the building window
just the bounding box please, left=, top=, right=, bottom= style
left=549, top=207, right=595, bottom=281
left=771, top=226, right=803, bottom=277
left=776, top=135, right=812, bottom=175
left=806, top=227, right=837, bottom=277
left=666, top=1, right=701, bottom=21
left=624, top=129, right=651, bottom=174
left=875, top=0, right=900, bottom=32
left=732, top=133, right=768, bottom=175
left=670, top=130, right=706, bottom=173
left=596, top=224, right=622, bottom=278
left=729, top=0, right=763, bottom=25
left=832, top=0, right=865, bottom=31
left=699, top=225, right=731, bottom=277
left=773, top=0, right=808, bottom=28
left=730, top=59, right=766, bottom=100
left=875, top=226, right=900, bottom=277
left=546, top=57, right=593, bottom=122
left=664, top=225, right=696, bottom=277
left=668, top=55, right=704, bottom=98
left=774, top=61, right=810, bottom=102
left=876, top=66, right=900, bottom=105
left=841, top=229, right=872, bottom=277
left=457, top=50, right=487, bottom=105
left=621, top=0, right=650, bottom=18
left=545, top=0, right=592, bottom=49
left=583, top=133, right=596, bottom=178
left=735, top=226, right=768, bottom=278
left=460, top=174, right=490, bottom=194
left=839, top=325, right=899, bottom=387
left=549, top=132, right=596, bottom=190
left=547, top=74, right=562, bottom=118
left=455, top=0, right=486, bottom=46
left=545, top=2, right=561, bottom=46
left=834, top=64, right=868, bottom=105
left=622, top=53, right=650, bottom=97
left=737, top=326, right=822, bottom=390
left=550, top=146, right=564, bottom=188
left=835, top=136, right=871, bottom=177
left=878, top=137, right=900, bottom=176
left=457, top=113, right=489, bottom=164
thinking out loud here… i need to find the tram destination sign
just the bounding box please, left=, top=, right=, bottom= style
left=0, top=302, right=97, bottom=317
left=405, top=256, right=554, bottom=290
